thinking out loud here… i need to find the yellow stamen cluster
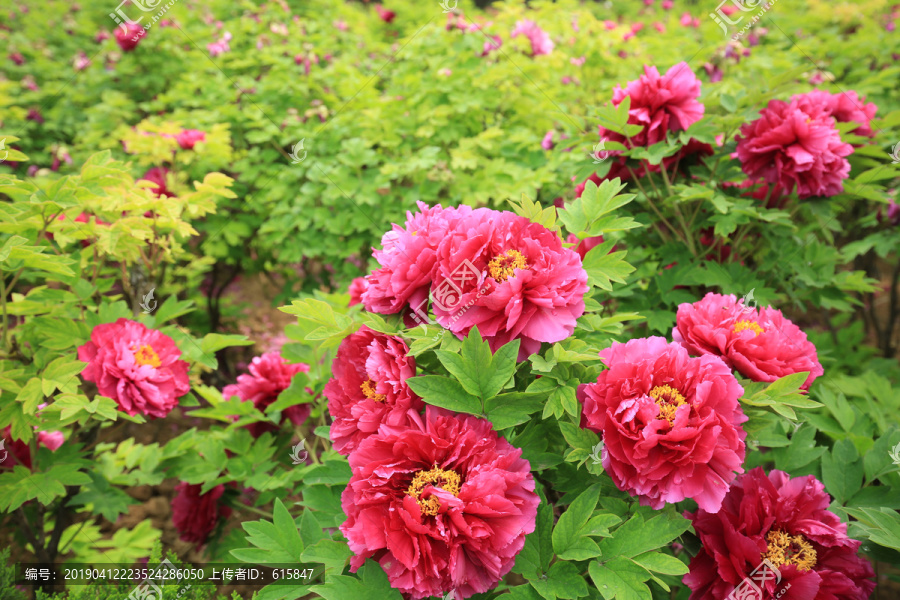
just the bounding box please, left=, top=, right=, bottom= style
left=488, top=249, right=528, bottom=283
left=734, top=320, right=764, bottom=336
left=649, top=385, right=687, bottom=424
left=360, top=379, right=386, bottom=402
left=406, top=467, right=462, bottom=516
left=763, top=530, right=817, bottom=572
left=132, top=344, right=161, bottom=368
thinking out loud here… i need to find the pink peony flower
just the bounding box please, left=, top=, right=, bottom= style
left=565, top=233, right=606, bottom=260
left=140, top=167, right=176, bottom=198
left=541, top=130, right=556, bottom=150
left=680, top=13, right=701, bottom=27
left=73, top=51, right=90, bottom=71
left=324, top=326, right=423, bottom=455
left=684, top=468, right=876, bottom=600
left=578, top=337, right=747, bottom=513
left=431, top=209, right=588, bottom=358
left=375, top=4, right=396, bottom=23
left=207, top=31, right=231, bottom=56
left=223, top=352, right=311, bottom=438
left=9, top=52, right=25, bottom=65
left=172, top=482, right=232, bottom=544
left=78, top=318, right=190, bottom=419
left=114, top=23, right=145, bottom=52
left=348, top=276, right=369, bottom=306
left=1, top=426, right=65, bottom=470
left=673, top=292, right=824, bottom=390
left=363, top=202, right=480, bottom=316
left=510, top=19, right=554, bottom=56
left=340, top=407, right=538, bottom=599
left=735, top=98, right=853, bottom=199
left=175, top=129, right=206, bottom=150
left=662, top=0, right=673, bottom=8
left=791, top=89, right=878, bottom=138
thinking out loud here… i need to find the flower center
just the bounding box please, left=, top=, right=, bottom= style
left=488, top=249, right=528, bottom=283
left=762, top=530, right=817, bottom=572
left=360, top=379, right=386, bottom=402
left=132, top=344, right=161, bottom=368
left=734, top=320, right=764, bottom=336
left=649, top=385, right=687, bottom=424
left=406, top=466, right=461, bottom=516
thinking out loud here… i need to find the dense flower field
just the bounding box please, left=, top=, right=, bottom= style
left=1, top=0, right=900, bottom=599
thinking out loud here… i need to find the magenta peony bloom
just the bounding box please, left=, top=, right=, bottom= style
left=511, top=19, right=554, bottom=56
left=735, top=98, right=853, bottom=199
left=1, top=426, right=64, bottom=470
left=223, top=352, right=310, bottom=438
left=375, top=4, right=396, bottom=23
left=541, top=130, right=556, bottom=150
left=340, top=407, right=539, bottom=599
left=673, top=292, right=824, bottom=390
left=171, top=482, right=232, bottom=544
left=363, top=202, right=480, bottom=316
left=207, top=31, right=231, bottom=57
left=140, top=167, right=176, bottom=198
left=431, top=209, right=588, bottom=358
left=78, top=318, right=190, bottom=419
left=114, top=23, right=145, bottom=52
left=348, top=276, right=369, bottom=306
left=684, top=467, right=875, bottom=600
left=325, top=326, right=423, bottom=455
left=175, top=129, right=206, bottom=150
left=791, top=89, right=878, bottom=138
left=578, top=337, right=747, bottom=513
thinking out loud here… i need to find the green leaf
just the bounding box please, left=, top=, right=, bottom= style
left=310, top=560, right=403, bottom=600
left=406, top=375, right=482, bottom=415
left=589, top=557, right=652, bottom=600
left=844, top=508, right=900, bottom=552
left=232, top=498, right=305, bottom=565
left=582, top=242, right=636, bottom=291
left=821, top=439, right=863, bottom=505
left=41, top=357, right=86, bottom=396
left=14, top=377, right=44, bottom=415
left=200, top=333, right=254, bottom=354
left=434, top=330, right=519, bottom=400
left=598, top=513, right=691, bottom=559
left=299, top=539, right=352, bottom=573
left=529, top=560, right=589, bottom=600
left=632, top=551, right=689, bottom=576
left=484, top=391, right=545, bottom=430
left=553, top=484, right=602, bottom=560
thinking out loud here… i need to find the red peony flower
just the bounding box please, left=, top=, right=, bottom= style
left=340, top=407, right=539, bottom=599
left=578, top=336, right=747, bottom=513
left=1, top=426, right=64, bottom=470
left=140, top=167, right=176, bottom=198
left=673, top=292, right=824, bottom=390
left=363, top=202, right=481, bottom=316
left=175, top=129, right=206, bottom=150
left=171, top=482, right=232, bottom=544
left=223, top=352, right=310, bottom=438
left=375, top=4, right=396, bottom=23
left=78, top=318, right=190, bottom=419
left=735, top=98, right=853, bottom=199
left=348, top=276, right=368, bottom=306
left=114, top=23, right=146, bottom=52
left=431, top=209, right=588, bottom=359
left=684, top=467, right=875, bottom=600
left=325, top=326, right=422, bottom=455
left=791, top=89, right=878, bottom=138
left=565, top=233, right=605, bottom=260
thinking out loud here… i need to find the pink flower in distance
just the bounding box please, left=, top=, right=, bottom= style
left=348, top=276, right=369, bottom=306
left=325, top=326, right=423, bottom=455
left=78, top=318, right=190, bottom=419
left=140, top=167, right=176, bottom=198
left=223, top=352, right=310, bottom=438
left=541, top=130, right=556, bottom=150
left=375, top=4, right=396, bottom=23
left=565, top=233, right=605, bottom=260
left=735, top=98, right=853, bottom=199
left=684, top=468, right=875, bottom=600
left=340, top=407, right=538, bottom=599
left=363, top=202, right=480, bottom=316
left=511, top=19, right=554, bottom=56
left=114, top=22, right=145, bottom=52
left=673, top=292, right=824, bottom=391
left=791, top=89, right=878, bottom=138
left=175, top=129, right=206, bottom=150
left=578, top=337, right=747, bottom=513
left=172, top=482, right=232, bottom=544
left=431, top=209, right=588, bottom=359
left=1, top=426, right=64, bottom=470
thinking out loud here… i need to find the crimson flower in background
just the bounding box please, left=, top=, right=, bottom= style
left=375, top=4, right=396, bottom=23
left=325, top=326, right=422, bottom=455
left=140, top=167, right=176, bottom=198
left=684, top=467, right=875, bottom=600
left=223, top=352, right=310, bottom=438
left=735, top=98, right=853, bottom=199
left=171, top=482, right=232, bottom=544
left=511, top=19, right=554, bottom=56
left=77, top=318, right=190, bottom=419
left=340, top=407, right=538, bottom=599
left=175, top=129, right=206, bottom=150
left=578, top=337, right=747, bottom=513
left=1, top=426, right=64, bottom=470
left=673, top=292, right=824, bottom=390
left=431, top=209, right=588, bottom=359
left=114, top=23, right=145, bottom=52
